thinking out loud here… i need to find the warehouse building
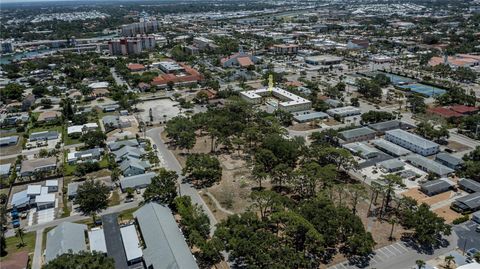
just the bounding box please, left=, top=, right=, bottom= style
left=339, top=127, right=376, bottom=143
left=451, top=192, right=480, bottom=213
left=385, top=129, right=439, bottom=156
left=371, top=138, right=411, bottom=157
left=404, top=154, right=454, bottom=177
left=420, top=178, right=455, bottom=196
left=326, top=106, right=361, bottom=117
left=240, top=87, right=312, bottom=113
left=293, top=111, right=329, bottom=123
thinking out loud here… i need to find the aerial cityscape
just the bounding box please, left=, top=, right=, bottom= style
left=0, top=0, right=480, bottom=268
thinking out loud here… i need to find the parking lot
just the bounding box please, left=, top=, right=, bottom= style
left=328, top=241, right=412, bottom=269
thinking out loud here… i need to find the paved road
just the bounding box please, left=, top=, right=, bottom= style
left=110, top=67, right=131, bottom=91
left=32, top=228, right=44, bottom=269
left=5, top=200, right=140, bottom=238
left=146, top=127, right=219, bottom=235
left=329, top=233, right=458, bottom=269
left=1, top=143, right=84, bottom=160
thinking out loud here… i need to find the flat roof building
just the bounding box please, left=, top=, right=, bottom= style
left=368, top=120, right=414, bottom=134
left=326, top=106, right=361, bottom=117
left=293, top=111, right=329, bottom=123
left=120, top=224, right=143, bottom=264
left=0, top=136, right=19, bottom=147
left=240, top=87, right=312, bottom=113
left=133, top=203, right=199, bottom=269
left=339, top=127, right=376, bottom=143
left=378, top=159, right=405, bottom=172
left=435, top=153, right=464, bottom=170
left=385, top=129, right=439, bottom=156
left=404, top=154, right=454, bottom=177
left=88, top=228, right=107, bottom=254
left=305, top=55, right=343, bottom=65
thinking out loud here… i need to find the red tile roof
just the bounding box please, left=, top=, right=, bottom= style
left=151, top=63, right=202, bottom=86
left=427, top=107, right=462, bottom=118
left=449, top=105, right=479, bottom=114
left=237, top=56, right=254, bottom=67
left=128, top=63, right=145, bottom=71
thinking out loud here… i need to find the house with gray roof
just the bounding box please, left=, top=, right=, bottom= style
left=20, top=157, right=57, bottom=177
left=385, top=129, right=439, bottom=156
left=435, top=153, right=464, bottom=170
left=67, top=148, right=104, bottom=164
left=102, top=115, right=131, bottom=131
left=371, top=138, right=411, bottom=157
left=133, top=203, right=199, bottom=269
left=404, top=154, right=454, bottom=177
left=458, top=178, right=480, bottom=193
left=339, top=127, right=376, bottom=143
left=0, top=163, right=11, bottom=178
left=119, top=172, right=156, bottom=191
left=0, top=135, right=19, bottom=147
left=45, top=222, right=88, bottom=263
left=67, top=182, right=82, bottom=200
left=451, top=192, right=480, bottom=213
left=112, top=146, right=145, bottom=162
left=29, top=131, right=59, bottom=142
left=107, top=139, right=139, bottom=151
left=420, top=178, right=455, bottom=196
left=11, top=190, right=30, bottom=209
left=377, top=159, right=405, bottom=172
left=120, top=158, right=151, bottom=177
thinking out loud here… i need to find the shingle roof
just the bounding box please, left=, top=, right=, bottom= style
left=119, top=172, right=156, bottom=190
left=133, top=203, right=199, bottom=269
left=454, top=192, right=480, bottom=210
left=420, top=178, right=454, bottom=194
left=107, top=139, right=139, bottom=151
left=45, top=222, right=87, bottom=262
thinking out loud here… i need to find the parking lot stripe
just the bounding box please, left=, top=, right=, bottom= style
left=376, top=249, right=389, bottom=259
left=370, top=256, right=381, bottom=264
left=382, top=246, right=397, bottom=256
left=396, top=243, right=409, bottom=251
left=390, top=244, right=404, bottom=254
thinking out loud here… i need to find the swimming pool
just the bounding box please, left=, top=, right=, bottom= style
left=399, top=84, right=446, bottom=97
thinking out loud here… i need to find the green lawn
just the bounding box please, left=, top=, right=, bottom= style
left=118, top=206, right=140, bottom=221
left=0, top=231, right=36, bottom=262
left=61, top=177, right=72, bottom=218
left=108, top=190, right=121, bottom=206
left=63, top=126, right=82, bottom=146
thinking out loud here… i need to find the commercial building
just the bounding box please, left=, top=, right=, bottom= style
left=343, top=142, right=379, bottom=159
left=133, top=203, right=199, bottom=269
left=326, top=106, right=361, bottom=117
left=221, top=50, right=259, bottom=68
left=45, top=222, right=88, bottom=263
left=0, top=135, right=18, bottom=147
left=339, top=127, right=376, bottom=143
left=151, top=63, right=203, bottom=88
left=240, top=87, right=312, bottom=113
left=404, top=154, right=454, bottom=177
left=293, top=111, right=329, bottom=123
left=371, top=138, right=411, bottom=157
left=385, top=129, right=439, bottom=156
left=368, top=120, right=414, bottom=135
left=420, top=178, right=455, bottom=196
left=273, top=44, right=299, bottom=54
left=0, top=39, right=15, bottom=53
left=305, top=55, right=343, bottom=66
left=435, top=153, right=464, bottom=170
left=378, top=159, right=405, bottom=173
left=155, top=61, right=185, bottom=74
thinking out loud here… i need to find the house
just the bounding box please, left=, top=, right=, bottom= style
left=102, top=116, right=131, bottom=131
left=338, top=127, right=376, bottom=143
left=293, top=111, right=329, bottom=123
left=385, top=129, right=439, bottom=156
left=107, top=139, right=140, bottom=151
left=112, top=146, right=145, bottom=162
left=120, top=158, right=151, bottom=177
left=435, top=153, right=464, bottom=170
left=120, top=224, right=143, bottom=265
left=221, top=50, right=259, bottom=68
left=404, top=154, right=454, bottom=177
left=0, top=163, right=11, bottom=178
left=458, top=178, right=480, bottom=193
left=45, top=179, right=59, bottom=193
left=37, top=111, right=62, bottom=123
left=88, top=82, right=109, bottom=90
left=45, top=222, right=88, bottom=263
left=378, top=159, right=405, bottom=173
left=102, top=104, right=120, bottom=112
left=67, top=182, right=82, bottom=200
left=20, top=157, right=57, bottom=177
left=88, top=228, right=107, bottom=254
left=67, top=123, right=98, bottom=136
left=29, top=131, right=59, bottom=142
left=0, top=136, right=19, bottom=147
left=27, top=185, right=42, bottom=199
left=11, top=190, right=30, bottom=210
left=67, top=148, right=104, bottom=164
left=119, top=172, right=156, bottom=191
left=35, top=187, right=55, bottom=210
left=420, top=178, right=455, bottom=196
left=451, top=192, right=480, bottom=213
left=273, top=44, right=299, bottom=54
left=127, top=63, right=146, bottom=72
left=133, top=203, right=200, bottom=269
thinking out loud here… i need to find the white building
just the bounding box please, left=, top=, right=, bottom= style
left=240, top=87, right=312, bottom=113
left=385, top=129, right=439, bottom=156
left=326, top=106, right=361, bottom=117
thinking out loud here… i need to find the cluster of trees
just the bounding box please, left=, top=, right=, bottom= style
left=461, top=146, right=480, bottom=181
left=356, top=77, right=382, bottom=100
left=407, top=94, right=427, bottom=114
left=460, top=114, right=480, bottom=139
left=43, top=251, right=114, bottom=269
left=435, top=87, right=476, bottom=106
left=360, top=111, right=395, bottom=124
left=0, top=83, right=25, bottom=102
left=429, top=64, right=477, bottom=83
left=183, top=154, right=222, bottom=187
left=415, top=121, right=449, bottom=142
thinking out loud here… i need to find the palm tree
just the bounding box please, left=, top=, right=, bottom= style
left=444, top=255, right=455, bottom=269
left=15, top=227, right=25, bottom=247
left=415, top=259, right=426, bottom=269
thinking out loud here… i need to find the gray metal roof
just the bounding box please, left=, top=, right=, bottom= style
left=119, top=172, right=156, bottom=190
left=420, top=178, right=454, bottom=194
left=458, top=178, right=480, bottom=193
left=435, top=153, right=464, bottom=166
left=0, top=163, right=11, bottom=176
left=29, top=131, right=59, bottom=141
left=0, top=135, right=18, bottom=145
left=107, top=139, right=139, bottom=151
left=372, top=138, right=411, bottom=156
left=404, top=154, right=454, bottom=176
left=45, top=222, right=87, bottom=262
left=133, top=203, right=199, bottom=269
left=385, top=129, right=439, bottom=150
left=343, top=142, right=378, bottom=158
left=67, top=182, right=82, bottom=197
left=378, top=159, right=405, bottom=170
left=339, top=127, right=375, bottom=140
left=454, top=192, right=480, bottom=210
left=293, top=111, right=328, bottom=122
left=368, top=120, right=413, bottom=132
